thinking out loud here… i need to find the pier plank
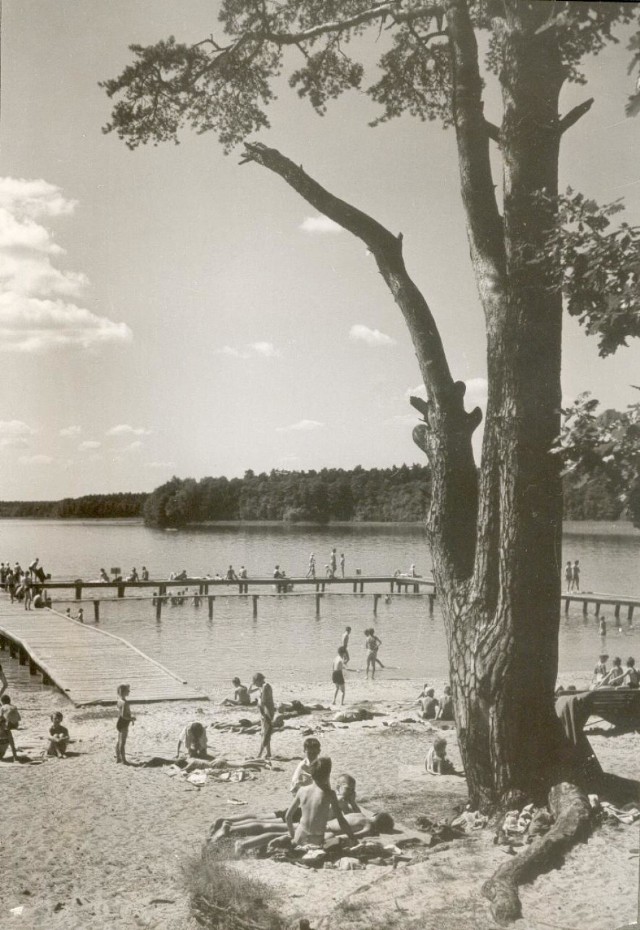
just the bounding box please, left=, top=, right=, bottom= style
left=0, top=599, right=207, bottom=706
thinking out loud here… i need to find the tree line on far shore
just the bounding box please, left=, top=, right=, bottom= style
left=0, top=465, right=624, bottom=525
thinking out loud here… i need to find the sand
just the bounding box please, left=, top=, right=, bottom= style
left=2, top=673, right=639, bottom=930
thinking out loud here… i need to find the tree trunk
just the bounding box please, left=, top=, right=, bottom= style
left=433, top=5, right=570, bottom=808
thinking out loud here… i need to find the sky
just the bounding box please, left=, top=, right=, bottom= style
left=1, top=1, right=640, bottom=499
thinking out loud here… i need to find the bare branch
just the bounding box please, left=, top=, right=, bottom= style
left=558, top=97, right=594, bottom=134
left=444, top=0, right=506, bottom=292
left=484, top=119, right=500, bottom=143
left=263, top=2, right=444, bottom=46
left=241, top=141, right=457, bottom=406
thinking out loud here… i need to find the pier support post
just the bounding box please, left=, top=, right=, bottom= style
left=19, top=647, right=26, bottom=666
left=0, top=636, right=5, bottom=650
left=75, top=582, right=82, bottom=601
left=595, top=601, right=601, bottom=618
left=209, top=596, right=215, bottom=620
left=9, top=642, right=17, bottom=658
left=315, top=593, right=321, bottom=617
left=564, top=598, right=570, bottom=616
left=252, top=595, right=258, bottom=619
left=389, top=581, right=394, bottom=594
left=93, top=600, right=100, bottom=622
left=428, top=593, right=436, bottom=616
left=42, top=672, right=51, bottom=685
left=582, top=600, right=588, bottom=616
left=117, top=584, right=125, bottom=598
left=29, top=659, right=38, bottom=676
left=373, top=593, right=380, bottom=616
left=614, top=603, right=621, bottom=621
left=628, top=605, right=635, bottom=622
left=155, top=596, right=162, bottom=621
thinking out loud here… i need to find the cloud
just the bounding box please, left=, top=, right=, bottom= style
left=215, top=342, right=280, bottom=359
left=60, top=425, right=82, bottom=438
left=300, top=215, right=342, bottom=235
left=276, top=419, right=325, bottom=433
left=349, top=324, right=395, bottom=347
left=0, top=177, right=132, bottom=352
left=19, top=453, right=53, bottom=465
left=146, top=461, right=176, bottom=469
left=106, top=424, right=151, bottom=437
left=79, top=440, right=101, bottom=450
left=121, top=441, right=143, bottom=453
left=0, top=419, right=35, bottom=438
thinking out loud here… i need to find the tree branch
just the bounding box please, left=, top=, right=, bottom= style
left=263, top=2, right=444, bottom=46
left=558, top=98, right=594, bottom=134
left=444, top=0, right=506, bottom=293
left=240, top=141, right=456, bottom=405
left=484, top=119, right=501, bottom=143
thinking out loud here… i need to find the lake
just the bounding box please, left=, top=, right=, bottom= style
left=0, top=519, right=638, bottom=694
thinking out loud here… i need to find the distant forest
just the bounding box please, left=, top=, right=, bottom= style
left=0, top=467, right=627, bottom=525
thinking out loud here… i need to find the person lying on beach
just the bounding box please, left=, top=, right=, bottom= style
left=419, top=688, right=439, bottom=720
left=0, top=714, right=17, bottom=762
left=47, top=711, right=70, bottom=757
left=221, top=678, right=253, bottom=707
left=176, top=721, right=208, bottom=759
left=425, top=737, right=455, bottom=775
left=1, top=694, right=21, bottom=729
left=290, top=737, right=321, bottom=794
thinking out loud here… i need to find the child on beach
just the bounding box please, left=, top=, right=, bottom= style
left=341, top=626, right=351, bottom=664
left=252, top=672, right=275, bottom=759
left=335, top=773, right=361, bottom=813
left=176, top=721, right=208, bottom=759
left=419, top=688, right=439, bottom=720
left=115, top=683, right=135, bottom=764
left=47, top=711, right=70, bottom=757
left=0, top=714, right=17, bottom=761
left=0, top=694, right=21, bottom=729
left=290, top=737, right=321, bottom=794
left=621, top=657, right=640, bottom=688
left=591, top=654, right=609, bottom=688
left=425, top=737, right=455, bottom=775
left=332, top=646, right=348, bottom=705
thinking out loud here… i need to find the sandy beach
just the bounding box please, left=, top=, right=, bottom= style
left=2, top=673, right=639, bottom=930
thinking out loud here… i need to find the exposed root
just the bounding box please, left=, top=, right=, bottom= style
left=481, top=782, right=591, bottom=924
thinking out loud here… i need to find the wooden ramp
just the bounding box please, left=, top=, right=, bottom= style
left=0, top=599, right=208, bottom=706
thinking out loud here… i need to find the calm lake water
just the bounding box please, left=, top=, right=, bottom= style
left=0, top=519, right=638, bottom=694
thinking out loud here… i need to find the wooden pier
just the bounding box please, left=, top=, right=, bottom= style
left=0, top=598, right=207, bottom=706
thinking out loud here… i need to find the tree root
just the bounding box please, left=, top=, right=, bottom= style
left=481, top=782, right=591, bottom=924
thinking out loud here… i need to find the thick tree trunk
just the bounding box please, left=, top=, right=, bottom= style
left=433, top=2, right=570, bottom=808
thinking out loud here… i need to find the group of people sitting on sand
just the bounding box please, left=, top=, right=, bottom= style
left=417, top=683, right=455, bottom=720
left=0, top=667, right=69, bottom=762
left=207, top=735, right=395, bottom=858
left=591, top=654, right=640, bottom=689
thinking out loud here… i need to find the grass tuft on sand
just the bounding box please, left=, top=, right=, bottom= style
left=183, top=843, right=287, bottom=930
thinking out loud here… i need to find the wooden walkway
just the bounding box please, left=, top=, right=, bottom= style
left=0, top=598, right=208, bottom=706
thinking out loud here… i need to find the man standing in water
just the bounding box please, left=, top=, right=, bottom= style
left=252, top=672, right=275, bottom=759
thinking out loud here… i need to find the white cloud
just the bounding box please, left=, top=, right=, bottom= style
left=19, top=453, right=53, bottom=465
left=60, top=425, right=82, bottom=438
left=0, top=177, right=132, bottom=353
left=276, top=419, right=325, bottom=433
left=79, top=440, right=101, bottom=450
left=106, top=424, right=151, bottom=437
left=0, top=420, right=35, bottom=438
left=300, top=215, right=342, bottom=235
left=349, top=324, right=395, bottom=347
left=121, top=441, right=143, bottom=453
left=146, top=461, right=176, bottom=469
left=215, top=342, right=280, bottom=359
left=250, top=341, right=279, bottom=357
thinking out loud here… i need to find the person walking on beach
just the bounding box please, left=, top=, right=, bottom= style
left=340, top=552, right=345, bottom=577
left=115, top=683, right=135, bottom=764
left=252, top=672, right=275, bottom=759
left=23, top=573, right=32, bottom=611
left=571, top=560, right=580, bottom=593
left=306, top=553, right=316, bottom=579
left=332, top=646, right=348, bottom=705
left=342, top=626, right=351, bottom=664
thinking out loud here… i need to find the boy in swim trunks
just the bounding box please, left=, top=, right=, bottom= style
left=290, top=737, right=321, bottom=794
left=286, top=757, right=356, bottom=847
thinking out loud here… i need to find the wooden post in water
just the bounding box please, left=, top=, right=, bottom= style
left=373, top=593, right=380, bottom=615
left=614, top=602, right=621, bottom=621
left=564, top=597, right=570, bottom=615
left=582, top=600, right=588, bottom=616
left=595, top=601, right=601, bottom=618
left=389, top=580, right=394, bottom=594
left=155, top=595, right=162, bottom=621
left=628, top=605, right=635, bottom=622
left=9, top=642, right=17, bottom=658
left=117, top=583, right=125, bottom=598
left=19, top=647, right=26, bottom=666
left=252, top=595, right=258, bottom=619
left=209, top=596, right=215, bottom=620
left=315, top=593, right=321, bottom=617
left=0, top=635, right=5, bottom=650
left=428, top=593, right=436, bottom=616
left=75, top=581, right=82, bottom=601
left=357, top=569, right=363, bottom=594
left=93, top=599, right=100, bottom=622
left=29, top=658, right=38, bottom=676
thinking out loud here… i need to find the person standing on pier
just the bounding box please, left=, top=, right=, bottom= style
left=565, top=561, right=573, bottom=593
left=572, top=560, right=581, bottom=593
left=252, top=673, right=275, bottom=760
left=306, top=553, right=316, bottom=579
left=115, top=683, right=135, bottom=764
left=340, top=553, right=345, bottom=577
left=141, top=566, right=149, bottom=582
left=238, top=566, right=248, bottom=594
left=329, top=548, right=337, bottom=578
